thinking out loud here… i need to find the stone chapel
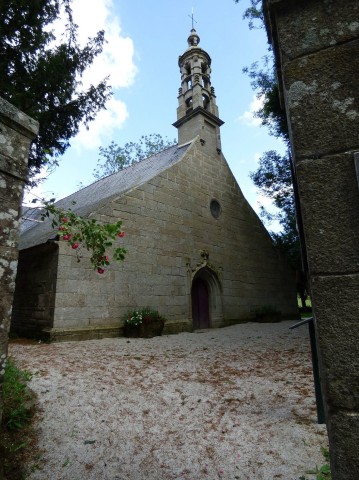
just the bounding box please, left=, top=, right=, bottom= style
left=12, top=29, right=298, bottom=341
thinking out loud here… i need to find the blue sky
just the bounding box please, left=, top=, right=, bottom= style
left=30, top=0, right=285, bottom=222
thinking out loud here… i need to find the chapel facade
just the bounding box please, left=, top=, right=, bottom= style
left=11, top=29, right=298, bottom=341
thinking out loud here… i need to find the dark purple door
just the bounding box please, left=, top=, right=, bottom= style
left=191, top=277, right=210, bottom=329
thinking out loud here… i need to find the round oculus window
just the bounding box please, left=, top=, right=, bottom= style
left=210, top=199, right=221, bottom=219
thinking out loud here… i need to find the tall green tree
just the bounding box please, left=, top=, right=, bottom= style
left=243, top=53, right=298, bottom=267
left=249, top=150, right=301, bottom=267
left=0, top=0, right=111, bottom=179
left=93, top=134, right=177, bottom=179
left=236, top=0, right=301, bottom=268
left=235, top=0, right=263, bottom=30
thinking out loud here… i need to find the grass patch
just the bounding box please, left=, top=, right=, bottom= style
left=2, top=359, right=34, bottom=430
left=1, top=358, right=40, bottom=479
left=300, top=311, right=313, bottom=319
left=299, top=447, right=331, bottom=480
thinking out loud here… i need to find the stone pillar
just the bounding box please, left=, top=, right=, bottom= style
left=0, top=98, right=39, bottom=421
left=263, top=1, right=359, bottom=478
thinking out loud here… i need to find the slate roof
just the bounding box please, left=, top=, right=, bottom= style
left=20, top=142, right=191, bottom=250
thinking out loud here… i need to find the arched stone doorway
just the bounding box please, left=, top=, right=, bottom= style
left=191, top=267, right=223, bottom=330
left=191, top=277, right=210, bottom=329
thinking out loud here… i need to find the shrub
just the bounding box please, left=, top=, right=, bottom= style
left=2, top=359, right=35, bottom=430
left=124, top=307, right=164, bottom=326
left=1, top=359, right=40, bottom=478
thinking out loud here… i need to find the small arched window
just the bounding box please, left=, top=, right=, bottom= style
left=203, top=94, right=210, bottom=110
left=186, top=97, right=193, bottom=113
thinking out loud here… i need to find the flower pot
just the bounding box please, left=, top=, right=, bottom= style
left=124, top=318, right=164, bottom=338
left=124, top=324, right=142, bottom=338
left=141, top=318, right=164, bottom=338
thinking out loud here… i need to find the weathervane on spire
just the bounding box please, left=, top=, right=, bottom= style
left=188, top=8, right=197, bottom=30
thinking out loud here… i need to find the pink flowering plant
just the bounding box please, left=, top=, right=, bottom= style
left=41, top=200, right=126, bottom=273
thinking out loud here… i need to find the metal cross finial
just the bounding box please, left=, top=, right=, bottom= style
left=188, top=8, right=197, bottom=30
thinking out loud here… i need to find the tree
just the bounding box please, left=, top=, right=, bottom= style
left=243, top=56, right=300, bottom=266
left=243, top=58, right=289, bottom=142
left=249, top=150, right=301, bottom=268
left=237, top=2, right=311, bottom=307
left=234, top=0, right=264, bottom=30
left=235, top=0, right=301, bottom=269
left=0, top=0, right=111, bottom=179
left=93, top=133, right=177, bottom=179
left=245, top=59, right=300, bottom=266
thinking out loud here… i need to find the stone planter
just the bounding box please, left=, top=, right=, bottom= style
left=124, top=318, right=164, bottom=338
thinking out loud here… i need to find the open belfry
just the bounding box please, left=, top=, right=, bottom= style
left=12, top=29, right=298, bottom=341
left=173, top=28, right=223, bottom=152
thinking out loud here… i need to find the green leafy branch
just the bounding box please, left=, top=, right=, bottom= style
left=41, top=200, right=126, bottom=273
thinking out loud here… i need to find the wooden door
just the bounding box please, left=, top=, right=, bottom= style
left=191, top=277, right=210, bottom=329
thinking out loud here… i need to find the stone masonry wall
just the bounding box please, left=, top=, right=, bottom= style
left=51, top=136, right=298, bottom=338
left=0, top=98, right=38, bottom=421
left=264, top=0, right=359, bottom=478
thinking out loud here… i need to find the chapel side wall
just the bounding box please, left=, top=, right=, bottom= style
left=263, top=0, right=359, bottom=477
left=52, top=240, right=123, bottom=337
left=11, top=243, right=58, bottom=338
left=53, top=137, right=297, bottom=334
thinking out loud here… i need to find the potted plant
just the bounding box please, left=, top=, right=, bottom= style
left=123, top=307, right=165, bottom=338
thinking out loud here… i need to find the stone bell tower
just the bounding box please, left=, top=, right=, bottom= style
left=173, top=29, right=224, bottom=153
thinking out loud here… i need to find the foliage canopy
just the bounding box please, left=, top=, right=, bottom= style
left=236, top=0, right=301, bottom=267
left=93, top=133, right=177, bottom=179
left=0, top=0, right=111, bottom=179
left=234, top=0, right=264, bottom=30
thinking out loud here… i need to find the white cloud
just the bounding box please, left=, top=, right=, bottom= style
left=70, top=0, right=137, bottom=90
left=238, top=95, right=264, bottom=127
left=254, top=192, right=275, bottom=212
left=49, top=0, right=137, bottom=148
left=74, top=97, right=129, bottom=149
left=22, top=186, right=43, bottom=207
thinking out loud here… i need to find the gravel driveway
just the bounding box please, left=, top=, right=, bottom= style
left=9, top=321, right=328, bottom=480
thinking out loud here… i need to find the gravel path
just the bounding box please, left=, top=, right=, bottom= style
left=9, top=321, right=328, bottom=480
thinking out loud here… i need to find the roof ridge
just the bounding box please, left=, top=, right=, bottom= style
left=58, top=142, right=179, bottom=203
left=19, top=141, right=192, bottom=250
